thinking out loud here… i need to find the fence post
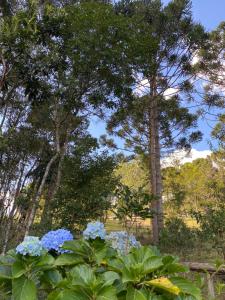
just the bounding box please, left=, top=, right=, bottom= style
left=206, top=273, right=215, bottom=299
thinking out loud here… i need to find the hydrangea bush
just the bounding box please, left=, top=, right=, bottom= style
left=0, top=222, right=202, bottom=300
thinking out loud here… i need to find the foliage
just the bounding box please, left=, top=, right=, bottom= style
left=163, top=158, right=219, bottom=214
left=192, top=205, right=225, bottom=259
left=113, top=183, right=153, bottom=233
left=0, top=0, right=133, bottom=249
left=107, top=0, right=206, bottom=153
left=114, top=155, right=225, bottom=217
left=0, top=223, right=202, bottom=300
left=198, top=22, right=225, bottom=108
left=159, top=218, right=196, bottom=254
left=52, top=151, right=118, bottom=231
left=212, top=115, right=225, bottom=149
left=105, top=0, right=207, bottom=242
left=115, top=158, right=149, bottom=190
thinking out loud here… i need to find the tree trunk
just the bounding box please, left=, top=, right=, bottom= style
left=40, top=130, right=68, bottom=229
left=1, top=164, right=25, bottom=254
left=149, top=80, right=163, bottom=244
left=154, top=106, right=163, bottom=232
left=40, top=154, right=63, bottom=229
left=24, top=153, right=59, bottom=236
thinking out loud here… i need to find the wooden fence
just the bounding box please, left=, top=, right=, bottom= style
left=184, top=262, right=225, bottom=299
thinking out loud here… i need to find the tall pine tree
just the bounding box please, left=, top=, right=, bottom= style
left=107, top=0, right=206, bottom=243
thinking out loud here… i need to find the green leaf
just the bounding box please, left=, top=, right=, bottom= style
left=162, top=256, right=188, bottom=273
left=97, top=285, right=118, bottom=300
left=95, top=248, right=108, bottom=265
left=70, top=264, right=95, bottom=285
left=143, top=257, right=163, bottom=274
left=66, top=290, right=89, bottom=300
left=47, top=290, right=87, bottom=300
left=0, top=265, right=12, bottom=279
left=54, top=253, right=83, bottom=266
left=165, top=263, right=188, bottom=274
left=43, top=269, right=62, bottom=287
left=12, top=276, right=37, bottom=300
left=171, top=277, right=202, bottom=300
left=47, top=290, right=61, bottom=300
left=62, top=240, right=91, bottom=256
left=102, top=271, right=120, bottom=286
left=132, top=246, right=159, bottom=262
left=126, top=286, right=147, bottom=300
left=36, top=253, right=55, bottom=267
left=12, top=261, right=26, bottom=278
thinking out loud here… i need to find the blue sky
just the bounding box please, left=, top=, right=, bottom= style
left=89, top=0, right=225, bottom=152
left=172, top=0, right=225, bottom=31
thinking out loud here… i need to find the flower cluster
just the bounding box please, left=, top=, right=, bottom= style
left=106, top=231, right=140, bottom=255
left=41, top=229, right=73, bottom=253
left=16, top=236, right=44, bottom=256
left=83, top=221, right=106, bottom=240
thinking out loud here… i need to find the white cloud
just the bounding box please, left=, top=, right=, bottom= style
left=161, top=148, right=211, bottom=168
left=134, top=79, right=149, bottom=96
left=163, top=88, right=179, bottom=100
left=191, top=54, right=200, bottom=66
left=135, top=79, right=179, bottom=99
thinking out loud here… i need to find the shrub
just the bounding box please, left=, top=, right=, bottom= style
left=0, top=222, right=202, bottom=299
left=160, top=217, right=196, bottom=254
left=192, top=205, right=225, bottom=259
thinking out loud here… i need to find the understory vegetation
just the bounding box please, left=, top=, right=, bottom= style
left=0, top=222, right=202, bottom=300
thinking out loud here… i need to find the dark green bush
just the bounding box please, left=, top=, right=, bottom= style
left=159, top=217, right=197, bottom=254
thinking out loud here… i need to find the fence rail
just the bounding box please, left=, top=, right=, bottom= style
left=183, top=262, right=225, bottom=299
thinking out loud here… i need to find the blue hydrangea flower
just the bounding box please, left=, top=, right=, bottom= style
left=16, top=236, right=44, bottom=256
left=83, top=221, right=106, bottom=240
left=41, top=229, right=73, bottom=253
left=106, top=231, right=140, bottom=255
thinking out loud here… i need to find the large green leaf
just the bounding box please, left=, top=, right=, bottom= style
left=0, top=265, right=12, bottom=279
left=121, top=265, right=139, bottom=283
left=42, top=269, right=63, bottom=287
left=97, top=285, right=118, bottom=300
left=36, top=253, right=55, bottom=267
left=47, top=290, right=88, bottom=300
left=132, top=247, right=160, bottom=262
left=126, top=286, right=147, bottom=300
left=162, top=256, right=188, bottom=274
left=12, top=276, right=37, bottom=300
left=70, top=264, right=95, bottom=286
left=170, top=277, right=202, bottom=300
left=121, top=258, right=163, bottom=283
left=142, top=257, right=163, bottom=274
left=12, top=261, right=26, bottom=278
left=107, top=258, right=124, bottom=273
left=54, top=253, right=83, bottom=266
left=102, top=271, right=120, bottom=286
left=95, top=248, right=109, bottom=265
left=62, top=240, right=91, bottom=258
